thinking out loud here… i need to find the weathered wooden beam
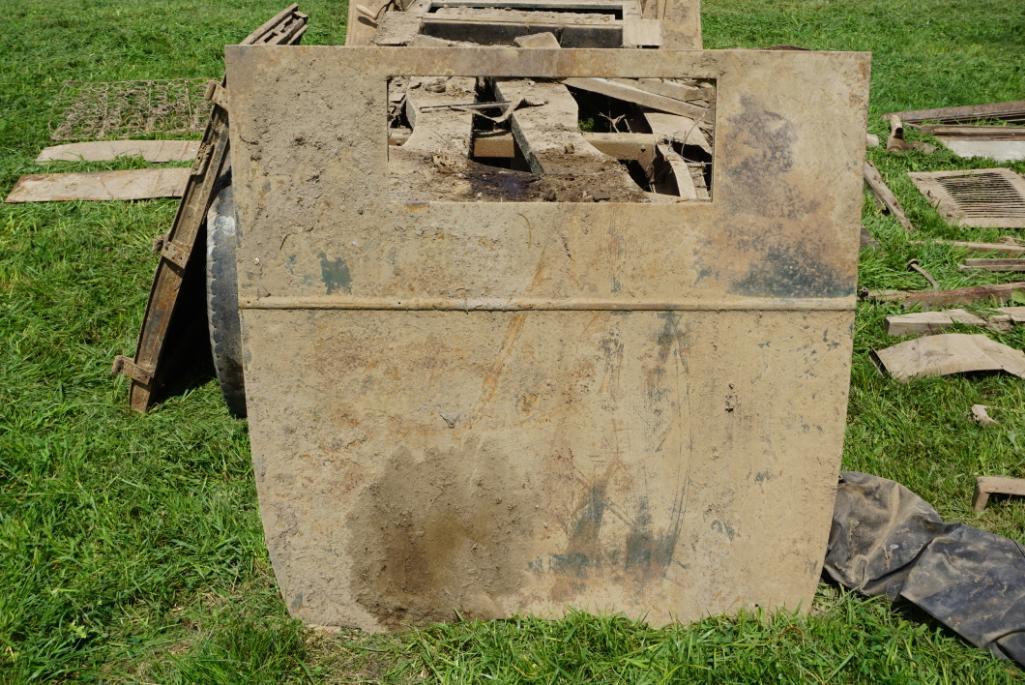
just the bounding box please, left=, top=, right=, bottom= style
left=910, top=239, right=1025, bottom=254
left=36, top=140, right=200, bottom=163
left=960, top=258, right=1025, bottom=272
left=974, top=476, right=1025, bottom=512
left=864, top=281, right=1025, bottom=306
left=644, top=111, right=710, bottom=152
left=655, top=143, right=697, bottom=199
left=467, top=130, right=656, bottom=162
left=883, top=100, right=1025, bottom=125
left=863, top=161, right=915, bottom=232
left=5, top=168, right=190, bottom=203
left=399, top=77, right=477, bottom=157
left=563, top=77, right=708, bottom=120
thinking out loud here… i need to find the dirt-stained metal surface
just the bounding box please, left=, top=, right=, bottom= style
left=226, top=46, right=870, bottom=630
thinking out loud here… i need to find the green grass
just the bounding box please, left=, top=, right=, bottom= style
left=2, top=0, right=1025, bottom=682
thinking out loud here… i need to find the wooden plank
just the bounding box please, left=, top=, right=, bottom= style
left=644, top=111, right=710, bottom=152
left=910, top=239, right=1025, bottom=255
left=430, top=7, right=616, bottom=23
left=399, top=77, right=477, bottom=157
left=513, top=31, right=561, bottom=47
left=36, top=140, right=200, bottom=163
left=622, top=17, right=661, bottom=47
left=874, top=333, right=1025, bottom=382
left=614, top=77, right=705, bottom=103
left=865, top=281, right=1025, bottom=306
left=656, top=143, right=696, bottom=199
left=883, top=100, right=1025, bottom=125
left=493, top=78, right=617, bottom=175
left=420, top=17, right=622, bottom=46
left=5, top=168, right=189, bottom=203
left=430, top=0, right=627, bottom=10
left=863, top=161, right=914, bottom=232
left=961, top=258, right=1025, bottom=272
left=563, top=77, right=708, bottom=119
left=936, top=137, right=1025, bottom=163
left=372, top=11, right=422, bottom=45
left=919, top=125, right=1025, bottom=139
left=974, top=476, right=1025, bottom=512
left=885, top=309, right=988, bottom=336
left=470, top=130, right=657, bottom=162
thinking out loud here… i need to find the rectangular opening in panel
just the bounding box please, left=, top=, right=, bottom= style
left=387, top=75, right=716, bottom=203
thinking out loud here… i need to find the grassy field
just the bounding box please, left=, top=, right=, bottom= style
left=2, top=0, right=1025, bottom=681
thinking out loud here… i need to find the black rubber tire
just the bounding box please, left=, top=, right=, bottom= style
left=206, top=183, right=248, bottom=418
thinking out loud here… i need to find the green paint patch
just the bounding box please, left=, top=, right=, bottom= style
left=319, top=252, right=351, bottom=294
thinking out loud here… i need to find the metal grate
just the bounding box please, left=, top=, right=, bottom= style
left=51, top=79, right=210, bottom=141
left=909, top=168, right=1025, bottom=228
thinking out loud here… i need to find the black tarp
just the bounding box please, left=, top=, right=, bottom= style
left=824, top=471, right=1025, bottom=666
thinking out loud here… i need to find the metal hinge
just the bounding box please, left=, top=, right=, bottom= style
left=111, top=355, right=154, bottom=385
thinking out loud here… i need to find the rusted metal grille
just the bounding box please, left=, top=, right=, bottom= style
left=51, top=79, right=210, bottom=141
left=910, top=168, right=1025, bottom=228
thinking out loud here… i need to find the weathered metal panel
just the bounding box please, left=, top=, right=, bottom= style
left=226, top=46, right=870, bottom=630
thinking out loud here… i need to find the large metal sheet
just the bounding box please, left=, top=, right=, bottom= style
left=226, top=46, right=870, bottom=630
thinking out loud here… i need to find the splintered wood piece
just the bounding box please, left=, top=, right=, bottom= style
left=971, top=404, right=999, bottom=427
left=644, top=111, right=711, bottom=153
left=960, top=258, right=1025, bottom=272
left=619, top=78, right=705, bottom=103
left=469, top=131, right=656, bottom=165
left=873, top=333, right=1025, bottom=382
left=909, top=168, right=1025, bottom=229
left=655, top=143, right=696, bottom=199
left=622, top=17, right=661, bottom=47
left=5, top=168, right=189, bottom=203
left=911, top=239, right=1025, bottom=254
left=974, top=476, right=1025, bottom=512
left=563, top=77, right=708, bottom=120
left=513, top=31, right=561, bottom=47
left=492, top=79, right=626, bottom=178
left=885, top=309, right=988, bottom=336
left=36, top=140, right=200, bottom=163
left=399, top=77, right=477, bottom=157
left=866, top=281, right=1025, bottom=306
left=863, top=161, right=914, bottom=232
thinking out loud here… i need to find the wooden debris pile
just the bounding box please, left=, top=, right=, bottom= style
left=387, top=69, right=716, bottom=202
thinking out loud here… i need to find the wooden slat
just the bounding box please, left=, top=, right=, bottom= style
left=563, top=77, right=708, bottom=120
left=5, top=168, right=189, bottom=203
left=655, top=143, right=696, bottom=199
left=399, top=77, right=477, bottom=157
left=36, top=140, right=200, bottom=163
left=644, top=111, right=710, bottom=152
left=884, top=100, right=1025, bottom=125
left=974, top=476, right=1025, bottom=512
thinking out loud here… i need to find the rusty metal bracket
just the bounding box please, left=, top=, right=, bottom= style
left=161, top=240, right=191, bottom=269
left=111, top=355, right=154, bottom=385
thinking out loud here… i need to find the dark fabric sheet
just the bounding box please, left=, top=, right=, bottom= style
left=824, top=472, right=1025, bottom=666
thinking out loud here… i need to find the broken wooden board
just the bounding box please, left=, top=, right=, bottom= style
left=564, top=77, right=709, bottom=120
left=226, top=45, right=870, bottom=631
left=655, top=142, right=696, bottom=198
left=36, top=140, right=200, bottom=163
left=909, top=168, right=1025, bottom=229
left=865, top=282, right=1025, bottom=307
left=960, top=258, right=1025, bottom=272
left=396, top=77, right=477, bottom=157
left=469, top=130, right=656, bottom=163
left=117, top=4, right=308, bottom=413
left=5, top=168, right=189, bottom=203
left=911, top=238, right=1025, bottom=255
left=885, top=307, right=1025, bottom=336
left=974, top=476, right=1025, bottom=512
left=874, top=333, right=1025, bottom=382
left=936, top=137, right=1025, bottom=163
left=644, top=111, right=711, bottom=153
left=492, top=78, right=636, bottom=181
left=863, top=161, right=914, bottom=232
left=884, top=100, right=1025, bottom=125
